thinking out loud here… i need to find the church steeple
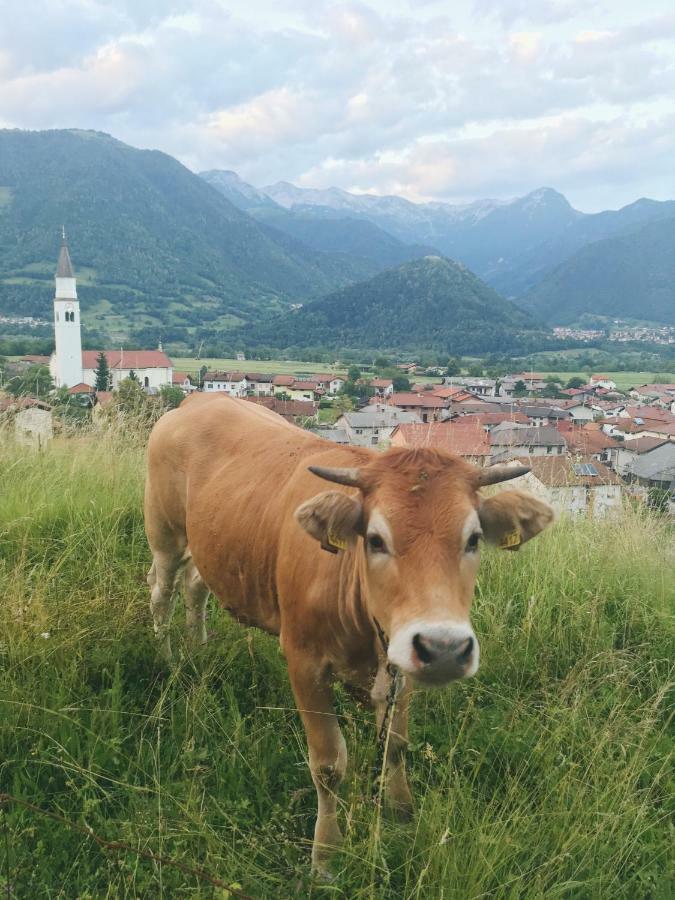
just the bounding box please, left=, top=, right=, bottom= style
left=56, top=226, right=75, bottom=278
left=51, top=227, right=83, bottom=388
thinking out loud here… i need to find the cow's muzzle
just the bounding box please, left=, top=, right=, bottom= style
left=387, top=621, right=479, bottom=686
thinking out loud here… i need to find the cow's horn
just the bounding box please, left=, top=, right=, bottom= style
left=476, top=464, right=530, bottom=486
left=308, top=465, right=362, bottom=487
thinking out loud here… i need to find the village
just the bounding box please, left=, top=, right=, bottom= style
left=2, top=238, right=674, bottom=519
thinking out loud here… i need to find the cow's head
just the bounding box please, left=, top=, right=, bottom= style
left=296, top=449, right=553, bottom=686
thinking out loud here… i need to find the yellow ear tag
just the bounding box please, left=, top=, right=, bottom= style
left=327, top=531, right=349, bottom=552
left=499, top=529, right=521, bottom=550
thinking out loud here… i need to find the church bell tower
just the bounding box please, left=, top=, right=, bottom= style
left=53, top=228, right=83, bottom=387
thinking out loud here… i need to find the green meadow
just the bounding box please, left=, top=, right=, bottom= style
left=0, top=430, right=672, bottom=898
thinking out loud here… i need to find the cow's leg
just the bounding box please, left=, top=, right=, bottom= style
left=288, top=657, right=347, bottom=878
left=147, top=550, right=183, bottom=664
left=184, top=559, right=209, bottom=647
left=373, top=669, right=414, bottom=819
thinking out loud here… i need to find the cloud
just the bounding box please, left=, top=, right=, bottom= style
left=0, top=0, right=674, bottom=210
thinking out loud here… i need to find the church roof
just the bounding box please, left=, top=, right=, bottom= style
left=56, top=238, right=75, bottom=278
left=82, top=350, right=173, bottom=369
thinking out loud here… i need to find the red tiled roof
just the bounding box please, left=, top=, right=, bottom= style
left=82, top=350, right=173, bottom=369
left=22, top=354, right=51, bottom=365
left=172, top=372, right=189, bottom=383
left=371, top=379, right=393, bottom=388
left=623, top=436, right=670, bottom=454
left=290, top=380, right=319, bottom=390
left=272, top=374, right=295, bottom=386
left=388, top=392, right=447, bottom=407
left=391, top=422, right=491, bottom=457
left=558, top=426, right=619, bottom=454
left=67, top=382, right=94, bottom=394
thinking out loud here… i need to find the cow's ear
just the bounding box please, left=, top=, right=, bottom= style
left=478, top=489, right=554, bottom=551
left=295, top=491, right=364, bottom=553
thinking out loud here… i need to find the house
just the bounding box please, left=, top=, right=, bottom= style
left=386, top=392, right=449, bottom=423
left=509, top=455, right=623, bottom=518
left=431, top=386, right=478, bottom=403
left=610, top=438, right=675, bottom=487
left=610, top=436, right=671, bottom=478
left=172, top=372, right=195, bottom=393
left=589, top=375, right=617, bottom=390
left=556, top=422, right=619, bottom=464
left=272, top=375, right=296, bottom=395
left=518, top=405, right=570, bottom=427
left=245, top=396, right=318, bottom=424
left=312, top=374, right=346, bottom=395
left=314, top=426, right=350, bottom=444
left=203, top=371, right=247, bottom=396
left=286, top=380, right=321, bottom=401
left=370, top=378, right=394, bottom=397
left=448, top=411, right=529, bottom=432
left=0, top=396, right=53, bottom=448
left=335, top=405, right=420, bottom=446
left=499, top=372, right=549, bottom=397
left=448, top=377, right=497, bottom=397
left=490, top=426, right=567, bottom=460
left=245, top=373, right=275, bottom=396
left=557, top=400, right=598, bottom=423
left=390, top=421, right=491, bottom=465
left=628, top=383, right=675, bottom=403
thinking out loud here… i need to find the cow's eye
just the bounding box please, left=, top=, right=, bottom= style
left=465, top=532, right=482, bottom=553
left=367, top=534, right=387, bottom=553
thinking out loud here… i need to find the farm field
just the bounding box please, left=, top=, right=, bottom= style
left=172, top=357, right=349, bottom=378
left=1, top=431, right=673, bottom=898
left=171, top=359, right=671, bottom=394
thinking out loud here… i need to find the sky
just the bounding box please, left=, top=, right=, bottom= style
left=1, top=0, right=674, bottom=211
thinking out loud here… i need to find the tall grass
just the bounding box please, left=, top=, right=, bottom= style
left=0, top=432, right=672, bottom=898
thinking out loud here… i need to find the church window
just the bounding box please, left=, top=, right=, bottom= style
left=144, top=376, right=150, bottom=388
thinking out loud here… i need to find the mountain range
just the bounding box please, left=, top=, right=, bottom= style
left=203, top=169, right=675, bottom=325
left=0, top=128, right=673, bottom=358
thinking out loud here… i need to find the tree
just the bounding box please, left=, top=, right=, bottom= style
left=467, top=364, right=484, bottom=377
left=566, top=376, right=585, bottom=390
left=128, top=369, right=139, bottom=383
left=94, top=352, right=111, bottom=392
left=347, top=365, right=361, bottom=383
left=446, top=357, right=461, bottom=377
left=374, top=356, right=389, bottom=370
left=159, top=384, right=185, bottom=410
left=513, top=379, right=528, bottom=397
left=7, top=365, right=53, bottom=398
left=392, top=375, right=411, bottom=392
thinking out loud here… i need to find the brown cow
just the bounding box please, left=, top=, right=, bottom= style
left=144, top=393, right=553, bottom=875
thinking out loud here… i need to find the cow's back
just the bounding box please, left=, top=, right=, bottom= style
left=145, top=394, right=328, bottom=633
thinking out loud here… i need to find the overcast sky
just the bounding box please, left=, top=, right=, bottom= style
left=1, top=0, right=674, bottom=210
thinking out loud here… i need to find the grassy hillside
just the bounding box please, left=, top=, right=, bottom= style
left=0, top=428, right=672, bottom=897
left=239, top=257, right=552, bottom=356
left=520, top=216, right=675, bottom=325
left=0, top=130, right=372, bottom=344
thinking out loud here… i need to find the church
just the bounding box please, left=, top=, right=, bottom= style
left=49, top=233, right=173, bottom=390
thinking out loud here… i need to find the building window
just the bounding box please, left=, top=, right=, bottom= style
left=144, top=376, right=149, bottom=388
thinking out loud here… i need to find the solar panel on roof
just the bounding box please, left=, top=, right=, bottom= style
left=573, top=463, right=599, bottom=476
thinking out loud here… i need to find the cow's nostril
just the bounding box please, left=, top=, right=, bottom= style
left=412, top=633, right=434, bottom=665
left=457, top=636, right=474, bottom=662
